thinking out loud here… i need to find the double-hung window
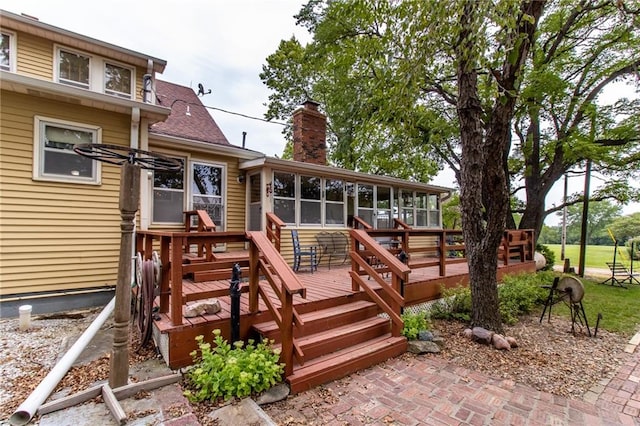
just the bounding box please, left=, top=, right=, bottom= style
left=104, top=62, right=133, bottom=98
left=33, top=116, right=101, bottom=184
left=57, top=48, right=90, bottom=89
left=1, top=30, right=16, bottom=72
left=192, top=162, right=225, bottom=229
left=153, top=160, right=185, bottom=223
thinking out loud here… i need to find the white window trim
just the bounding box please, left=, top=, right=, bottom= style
left=33, top=116, right=102, bottom=185
left=104, top=60, right=135, bottom=99
left=1, top=29, right=17, bottom=72
left=54, top=45, right=92, bottom=89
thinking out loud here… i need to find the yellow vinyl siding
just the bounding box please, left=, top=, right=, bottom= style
left=0, top=90, right=131, bottom=296
left=15, top=32, right=53, bottom=79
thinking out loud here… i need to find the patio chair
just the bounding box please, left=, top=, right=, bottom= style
left=291, top=230, right=317, bottom=273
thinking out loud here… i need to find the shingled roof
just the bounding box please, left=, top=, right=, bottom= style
left=150, top=80, right=230, bottom=146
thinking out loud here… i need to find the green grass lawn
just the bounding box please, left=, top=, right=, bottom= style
left=546, top=244, right=622, bottom=269
left=545, top=277, right=640, bottom=336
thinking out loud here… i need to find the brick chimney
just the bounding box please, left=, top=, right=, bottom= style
left=292, top=100, right=327, bottom=165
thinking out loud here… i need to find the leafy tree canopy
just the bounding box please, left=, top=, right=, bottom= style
left=261, top=0, right=640, bottom=236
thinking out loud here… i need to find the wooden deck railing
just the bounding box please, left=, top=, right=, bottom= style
left=136, top=228, right=307, bottom=377
left=352, top=216, right=373, bottom=230
left=247, top=231, right=306, bottom=376
left=349, top=229, right=410, bottom=337
left=266, top=212, right=286, bottom=252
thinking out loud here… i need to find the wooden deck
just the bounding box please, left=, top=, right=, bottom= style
left=151, top=258, right=535, bottom=369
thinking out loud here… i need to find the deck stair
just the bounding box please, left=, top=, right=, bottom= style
left=251, top=299, right=407, bottom=394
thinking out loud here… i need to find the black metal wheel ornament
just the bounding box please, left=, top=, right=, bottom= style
left=73, top=143, right=182, bottom=171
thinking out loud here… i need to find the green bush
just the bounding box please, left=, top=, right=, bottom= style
left=536, top=243, right=555, bottom=271
left=498, top=272, right=550, bottom=324
left=430, top=285, right=472, bottom=322
left=627, top=237, right=640, bottom=260
left=430, top=272, right=552, bottom=325
left=183, top=330, right=284, bottom=402
left=401, top=310, right=431, bottom=339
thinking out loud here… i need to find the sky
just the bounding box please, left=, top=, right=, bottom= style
left=3, top=0, right=638, bottom=225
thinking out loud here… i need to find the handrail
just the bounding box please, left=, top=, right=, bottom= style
left=349, top=229, right=409, bottom=337
left=266, top=212, right=286, bottom=252
left=352, top=216, right=373, bottom=230
left=393, top=218, right=412, bottom=229
left=247, top=231, right=306, bottom=377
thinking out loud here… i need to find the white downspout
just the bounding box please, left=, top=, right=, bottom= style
left=10, top=298, right=116, bottom=426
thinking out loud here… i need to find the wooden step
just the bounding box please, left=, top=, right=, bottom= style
left=253, top=300, right=379, bottom=343
left=286, top=334, right=407, bottom=394
left=273, top=316, right=391, bottom=362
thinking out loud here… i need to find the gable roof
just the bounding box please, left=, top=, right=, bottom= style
left=150, top=80, right=230, bottom=146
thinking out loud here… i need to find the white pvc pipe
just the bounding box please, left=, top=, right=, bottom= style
left=10, top=297, right=116, bottom=426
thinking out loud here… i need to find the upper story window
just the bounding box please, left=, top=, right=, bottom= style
left=105, top=62, right=133, bottom=98
left=55, top=46, right=135, bottom=99
left=1, top=30, right=16, bottom=72
left=33, top=116, right=101, bottom=184
left=58, top=48, right=90, bottom=89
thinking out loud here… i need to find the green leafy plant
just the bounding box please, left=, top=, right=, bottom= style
left=536, top=243, right=555, bottom=271
left=430, top=285, right=472, bottom=322
left=401, top=310, right=431, bottom=340
left=183, top=330, right=284, bottom=402
left=498, top=272, right=550, bottom=325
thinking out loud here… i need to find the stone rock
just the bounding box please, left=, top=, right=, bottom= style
left=463, top=328, right=473, bottom=339
left=431, top=330, right=442, bottom=338
left=506, top=336, right=518, bottom=348
left=431, top=336, right=445, bottom=348
left=418, top=330, right=434, bottom=341
left=407, top=340, right=441, bottom=354
left=471, top=327, right=494, bottom=345
left=534, top=251, right=547, bottom=270
left=184, top=298, right=221, bottom=318
left=255, top=383, right=290, bottom=405
left=492, top=333, right=511, bottom=350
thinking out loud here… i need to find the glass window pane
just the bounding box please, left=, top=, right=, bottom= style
left=377, top=186, right=391, bottom=209
left=359, top=209, right=374, bottom=227
left=358, top=184, right=374, bottom=208
left=325, top=179, right=344, bottom=202
left=401, top=208, right=413, bottom=226
left=416, top=192, right=428, bottom=209
left=153, top=190, right=184, bottom=222
left=0, top=33, right=10, bottom=70
left=192, top=164, right=222, bottom=195
left=400, top=190, right=413, bottom=208
left=326, top=203, right=344, bottom=225
left=105, top=63, right=132, bottom=97
left=154, top=162, right=184, bottom=190
left=274, top=199, right=295, bottom=223
left=428, top=194, right=439, bottom=210
left=300, top=200, right=321, bottom=224
left=193, top=196, right=224, bottom=228
left=43, top=124, right=95, bottom=178
left=301, top=175, right=320, bottom=200
left=416, top=210, right=428, bottom=227
left=273, top=172, right=295, bottom=198
left=376, top=210, right=391, bottom=229
left=429, top=211, right=440, bottom=227
left=59, top=50, right=89, bottom=88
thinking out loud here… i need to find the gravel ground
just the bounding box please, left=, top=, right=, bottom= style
left=0, top=308, right=634, bottom=425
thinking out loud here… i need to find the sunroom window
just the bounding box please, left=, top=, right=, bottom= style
left=273, top=172, right=296, bottom=224
left=325, top=179, right=345, bottom=225
left=58, top=49, right=90, bottom=89
left=300, top=175, right=321, bottom=224
left=33, top=117, right=100, bottom=184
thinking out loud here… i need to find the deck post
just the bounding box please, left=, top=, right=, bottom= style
left=170, top=236, right=183, bottom=325
left=281, top=291, right=294, bottom=377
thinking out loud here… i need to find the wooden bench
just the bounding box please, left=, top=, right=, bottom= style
left=500, top=230, right=533, bottom=265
